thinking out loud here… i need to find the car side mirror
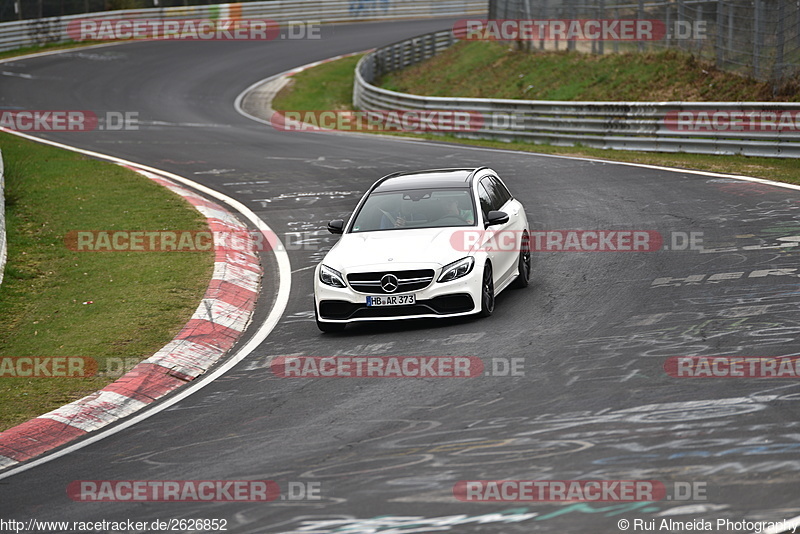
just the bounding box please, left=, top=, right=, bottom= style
left=485, top=210, right=509, bottom=228
left=327, top=219, right=345, bottom=234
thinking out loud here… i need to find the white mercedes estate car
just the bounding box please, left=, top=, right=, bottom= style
left=313, top=167, right=530, bottom=332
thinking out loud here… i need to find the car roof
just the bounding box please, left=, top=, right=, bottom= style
left=372, top=168, right=484, bottom=192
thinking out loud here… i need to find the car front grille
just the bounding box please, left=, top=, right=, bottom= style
left=347, top=269, right=435, bottom=294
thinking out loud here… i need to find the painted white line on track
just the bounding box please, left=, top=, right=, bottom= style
left=0, top=129, right=292, bottom=481
left=292, top=264, right=318, bottom=273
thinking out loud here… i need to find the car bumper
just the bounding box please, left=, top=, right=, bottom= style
left=314, top=263, right=482, bottom=323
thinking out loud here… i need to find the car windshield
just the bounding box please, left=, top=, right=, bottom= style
left=350, top=188, right=476, bottom=233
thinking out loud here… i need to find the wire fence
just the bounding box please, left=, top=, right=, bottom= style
left=487, top=0, right=800, bottom=88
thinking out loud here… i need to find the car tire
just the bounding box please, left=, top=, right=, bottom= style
left=315, top=306, right=346, bottom=333
left=511, top=231, right=531, bottom=289
left=478, top=263, right=495, bottom=317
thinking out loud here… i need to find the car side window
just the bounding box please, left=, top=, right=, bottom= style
left=489, top=176, right=512, bottom=207
left=477, top=182, right=493, bottom=218
left=480, top=177, right=504, bottom=211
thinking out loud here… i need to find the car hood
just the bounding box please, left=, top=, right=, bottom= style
left=323, top=227, right=473, bottom=271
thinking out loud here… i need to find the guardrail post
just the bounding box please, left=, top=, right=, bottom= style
left=665, top=4, right=671, bottom=48
left=539, top=0, right=547, bottom=51
left=728, top=3, right=734, bottom=56
left=715, top=1, right=723, bottom=67
left=566, top=0, right=575, bottom=51
left=596, top=0, right=605, bottom=55
left=797, top=0, right=800, bottom=49
left=523, top=0, right=532, bottom=52
left=772, top=0, right=785, bottom=91
left=752, top=0, right=761, bottom=78
left=637, top=0, right=644, bottom=52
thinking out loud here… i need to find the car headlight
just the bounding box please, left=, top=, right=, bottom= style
left=437, top=257, right=475, bottom=283
left=319, top=264, right=347, bottom=288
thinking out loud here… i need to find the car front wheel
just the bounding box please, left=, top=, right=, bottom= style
left=478, top=263, right=495, bottom=317
left=511, top=231, right=531, bottom=289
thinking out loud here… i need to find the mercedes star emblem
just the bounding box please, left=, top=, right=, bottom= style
left=380, top=274, right=399, bottom=293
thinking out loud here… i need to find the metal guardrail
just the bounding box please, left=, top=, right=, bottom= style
left=0, top=0, right=488, bottom=52
left=354, top=29, right=800, bottom=158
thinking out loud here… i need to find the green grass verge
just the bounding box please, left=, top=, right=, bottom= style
left=275, top=54, right=363, bottom=111
left=380, top=41, right=799, bottom=102
left=272, top=53, right=800, bottom=186
left=0, top=133, right=213, bottom=430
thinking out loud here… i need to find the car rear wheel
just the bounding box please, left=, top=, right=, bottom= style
left=511, top=231, right=531, bottom=289
left=479, top=263, right=495, bottom=317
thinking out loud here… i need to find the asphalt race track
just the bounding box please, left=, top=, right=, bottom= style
left=2, top=16, right=800, bottom=534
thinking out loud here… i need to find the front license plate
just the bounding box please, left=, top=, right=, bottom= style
left=366, top=294, right=416, bottom=307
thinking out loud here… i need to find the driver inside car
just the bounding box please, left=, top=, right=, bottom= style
left=440, top=197, right=475, bottom=224
left=379, top=197, right=410, bottom=229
